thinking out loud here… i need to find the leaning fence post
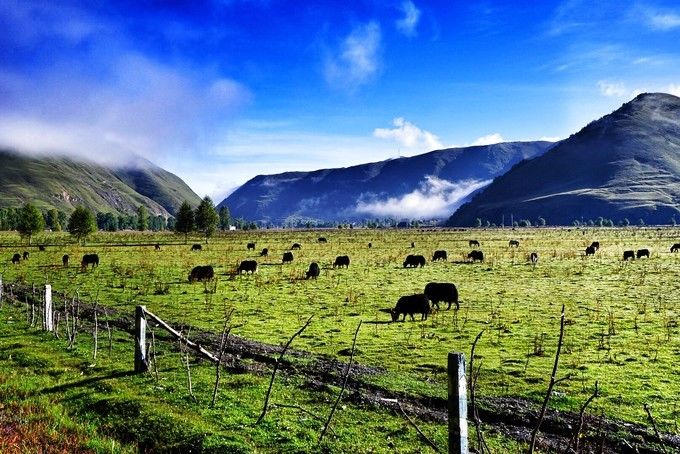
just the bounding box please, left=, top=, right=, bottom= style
left=448, top=352, right=468, bottom=454
left=43, top=284, right=53, bottom=332
left=135, top=305, right=148, bottom=372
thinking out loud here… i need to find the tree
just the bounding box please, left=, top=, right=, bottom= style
left=195, top=196, right=219, bottom=243
left=218, top=206, right=231, bottom=230
left=46, top=208, right=62, bottom=231
left=68, top=206, right=96, bottom=245
left=175, top=201, right=194, bottom=243
left=137, top=205, right=149, bottom=231
left=17, top=202, right=45, bottom=245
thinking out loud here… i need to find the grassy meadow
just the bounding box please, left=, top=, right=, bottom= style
left=0, top=227, right=679, bottom=452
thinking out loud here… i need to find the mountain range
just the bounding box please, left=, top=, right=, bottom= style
left=0, top=150, right=201, bottom=216
left=446, top=93, right=680, bottom=226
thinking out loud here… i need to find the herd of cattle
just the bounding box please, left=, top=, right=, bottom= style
left=9, top=237, right=680, bottom=323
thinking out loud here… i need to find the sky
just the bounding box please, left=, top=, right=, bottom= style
left=2, top=0, right=680, bottom=202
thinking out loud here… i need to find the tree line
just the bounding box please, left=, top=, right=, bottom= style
left=1, top=196, right=242, bottom=245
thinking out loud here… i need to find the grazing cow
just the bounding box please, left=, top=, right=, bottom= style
left=403, top=254, right=426, bottom=268
left=671, top=243, right=680, bottom=253
left=247, top=242, right=256, bottom=251
left=585, top=246, right=596, bottom=256
left=390, top=294, right=432, bottom=322
left=237, top=260, right=258, bottom=274
left=155, top=243, right=161, bottom=251
left=469, top=240, right=480, bottom=247
left=318, top=237, right=327, bottom=243
left=509, top=240, right=520, bottom=247
left=291, top=243, right=302, bottom=250
left=530, top=252, right=538, bottom=266
left=260, top=248, right=269, bottom=257
left=411, top=242, right=415, bottom=248
left=623, top=250, right=635, bottom=261
left=590, top=241, right=600, bottom=251
left=467, top=250, right=484, bottom=262
left=11, top=253, right=21, bottom=264
left=188, top=265, right=214, bottom=282
left=306, top=262, right=320, bottom=279
left=424, top=282, right=459, bottom=310
left=636, top=249, right=650, bottom=259
left=191, top=244, right=202, bottom=251
left=368, top=242, right=372, bottom=248
left=22, top=251, right=29, bottom=260
left=62, top=254, right=69, bottom=267
left=81, top=254, right=99, bottom=270
left=38, top=245, right=46, bottom=251
left=333, top=255, right=350, bottom=268
left=282, top=252, right=294, bottom=264
left=432, top=250, right=448, bottom=261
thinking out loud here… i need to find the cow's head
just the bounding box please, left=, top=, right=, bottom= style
left=390, top=309, right=399, bottom=322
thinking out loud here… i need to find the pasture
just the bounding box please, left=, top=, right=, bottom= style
left=1, top=227, right=679, bottom=452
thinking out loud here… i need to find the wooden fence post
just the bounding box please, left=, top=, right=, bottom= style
left=448, top=352, right=468, bottom=454
left=43, top=285, right=53, bottom=332
left=0, top=275, right=3, bottom=306
left=135, top=305, right=148, bottom=372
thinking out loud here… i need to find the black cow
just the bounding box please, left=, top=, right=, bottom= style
left=155, top=243, right=161, bottom=251
left=237, top=260, right=258, bottom=274
left=247, top=242, right=256, bottom=251
left=411, top=242, right=415, bottom=248
left=260, top=248, right=269, bottom=257
left=585, top=246, right=596, bottom=256
left=11, top=253, right=21, bottom=264
left=22, top=251, right=29, bottom=260
left=467, top=250, right=484, bottom=262
left=530, top=252, right=538, bottom=266
left=424, top=283, right=459, bottom=310
left=282, top=252, right=294, bottom=264
left=318, top=237, right=327, bottom=243
left=291, top=243, right=302, bottom=250
left=403, top=254, right=426, bottom=268
left=590, top=241, right=600, bottom=251
left=671, top=243, right=680, bottom=253
left=623, top=250, right=635, bottom=261
left=390, top=294, right=432, bottom=322
left=636, top=249, right=650, bottom=259
left=191, top=244, right=202, bottom=251
left=38, top=245, right=46, bottom=251
left=368, top=242, right=372, bottom=248
left=306, top=262, right=320, bottom=279
left=469, top=240, right=480, bottom=247
left=432, top=250, right=447, bottom=261
left=188, top=265, right=214, bottom=282
left=81, top=254, right=99, bottom=270
left=62, top=254, right=69, bottom=267
left=509, top=240, right=520, bottom=247
left=333, top=255, right=350, bottom=268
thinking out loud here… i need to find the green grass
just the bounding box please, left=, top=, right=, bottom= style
left=1, top=227, right=679, bottom=451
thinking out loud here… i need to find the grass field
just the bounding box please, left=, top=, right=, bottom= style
left=0, top=227, right=678, bottom=452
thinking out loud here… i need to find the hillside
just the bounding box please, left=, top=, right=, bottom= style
left=0, top=150, right=201, bottom=216
left=446, top=93, right=680, bottom=226
left=219, top=141, right=553, bottom=224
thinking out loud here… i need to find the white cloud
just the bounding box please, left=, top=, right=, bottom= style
left=598, top=80, right=627, bottom=97
left=469, top=133, right=505, bottom=146
left=648, top=12, right=680, bottom=30
left=373, top=117, right=443, bottom=150
left=324, top=22, right=381, bottom=91
left=667, top=84, right=680, bottom=97
left=355, top=176, right=491, bottom=219
left=396, top=1, right=421, bottom=37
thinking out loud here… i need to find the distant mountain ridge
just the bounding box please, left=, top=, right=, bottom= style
left=0, top=150, right=201, bottom=216
left=219, top=141, right=554, bottom=224
left=446, top=93, right=680, bottom=226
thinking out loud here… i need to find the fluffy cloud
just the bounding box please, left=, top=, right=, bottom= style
left=356, top=176, right=491, bottom=219
left=373, top=118, right=443, bottom=150
left=396, top=1, right=421, bottom=37
left=668, top=84, right=680, bottom=97
left=325, top=22, right=381, bottom=91
left=648, top=12, right=680, bottom=30
left=469, top=133, right=505, bottom=146
left=598, top=80, right=627, bottom=97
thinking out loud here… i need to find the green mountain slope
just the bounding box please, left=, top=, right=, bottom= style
left=446, top=93, right=680, bottom=226
left=0, top=150, right=200, bottom=216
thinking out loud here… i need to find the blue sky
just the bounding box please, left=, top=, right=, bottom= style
left=2, top=0, right=680, bottom=200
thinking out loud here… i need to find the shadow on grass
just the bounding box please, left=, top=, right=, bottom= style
left=40, top=370, right=138, bottom=394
